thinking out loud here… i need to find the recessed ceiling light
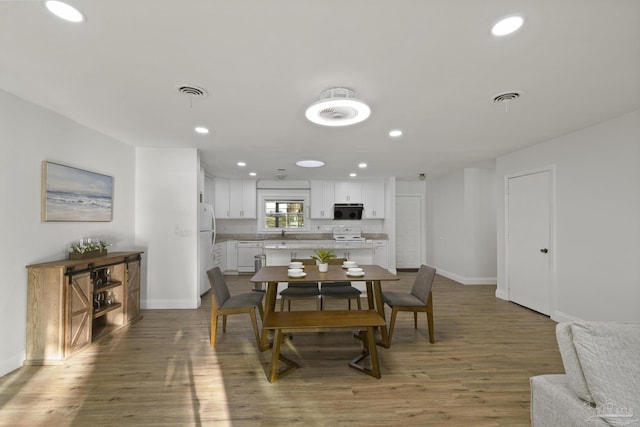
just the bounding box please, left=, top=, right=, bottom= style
left=194, top=126, right=209, bottom=134
left=296, top=160, right=325, bottom=168
left=491, top=16, right=524, bottom=36
left=44, top=1, right=85, bottom=23
left=237, top=161, right=246, bottom=167
left=350, top=173, right=357, bottom=177
left=358, top=163, right=367, bottom=168
left=249, top=172, right=257, bottom=177
left=389, top=129, right=403, bottom=137
left=305, top=88, right=370, bottom=127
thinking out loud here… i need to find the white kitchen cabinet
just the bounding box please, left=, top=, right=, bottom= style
left=212, top=242, right=226, bottom=271
left=265, top=250, right=291, bottom=266
left=236, top=241, right=263, bottom=273
left=334, top=182, right=362, bottom=203
left=214, top=179, right=256, bottom=219
left=310, top=181, right=334, bottom=219
left=226, top=241, right=238, bottom=272
left=229, top=180, right=256, bottom=218
left=373, top=240, right=388, bottom=268
left=361, top=182, right=385, bottom=218
left=214, top=179, right=230, bottom=219
left=204, top=175, right=215, bottom=206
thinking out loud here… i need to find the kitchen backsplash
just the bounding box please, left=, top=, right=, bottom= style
left=216, top=218, right=385, bottom=235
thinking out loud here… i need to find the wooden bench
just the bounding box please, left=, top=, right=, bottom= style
left=262, top=310, right=386, bottom=382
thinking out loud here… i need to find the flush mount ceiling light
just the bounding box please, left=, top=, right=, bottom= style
left=44, top=1, right=85, bottom=23
left=296, top=160, right=325, bottom=168
left=305, top=87, right=370, bottom=127
left=194, top=126, right=209, bottom=134
left=358, top=163, right=367, bottom=168
left=389, top=129, right=403, bottom=138
left=237, top=161, right=246, bottom=167
left=491, top=15, right=524, bottom=36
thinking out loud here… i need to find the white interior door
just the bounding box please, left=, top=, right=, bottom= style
left=396, top=195, right=422, bottom=269
left=507, top=170, right=552, bottom=315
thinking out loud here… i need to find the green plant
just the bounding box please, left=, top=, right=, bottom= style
left=69, top=238, right=110, bottom=254
left=311, top=249, right=336, bottom=264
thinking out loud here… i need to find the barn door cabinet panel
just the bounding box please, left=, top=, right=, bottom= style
left=25, top=251, right=143, bottom=365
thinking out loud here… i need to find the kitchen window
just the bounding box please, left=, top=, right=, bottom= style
left=264, top=200, right=304, bottom=229
left=257, top=189, right=310, bottom=232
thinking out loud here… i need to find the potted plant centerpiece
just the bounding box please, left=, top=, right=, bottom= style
left=311, top=249, right=335, bottom=273
left=68, top=238, right=110, bottom=260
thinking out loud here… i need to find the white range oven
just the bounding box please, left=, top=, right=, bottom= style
left=332, top=226, right=366, bottom=248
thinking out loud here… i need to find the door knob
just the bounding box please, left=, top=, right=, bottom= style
left=540, top=248, right=548, bottom=253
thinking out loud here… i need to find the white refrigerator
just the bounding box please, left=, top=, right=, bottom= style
left=199, top=203, right=216, bottom=296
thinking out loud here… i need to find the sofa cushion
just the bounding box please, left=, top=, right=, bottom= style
left=571, top=321, right=640, bottom=426
left=556, top=322, right=593, bottom=403
left=530, top=374, right=608, bottom=427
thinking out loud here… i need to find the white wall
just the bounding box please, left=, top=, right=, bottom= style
left=496, top=110, right=640, bottom=322
left=0, top=90, right=136, bottom=376
left=135, top=147, right=200, bottom=309
left=425, top=162, right=497, bottom=284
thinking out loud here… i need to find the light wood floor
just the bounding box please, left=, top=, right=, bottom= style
left=0, top=272, right=563, bottom=426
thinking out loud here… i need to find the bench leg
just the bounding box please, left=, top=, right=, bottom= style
left=268, top=329, right=298, bottom=383
left=349, top=327, right=381, bottom=379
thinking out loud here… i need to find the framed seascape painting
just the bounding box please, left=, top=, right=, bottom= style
left=42, top=161, right=113, bottom=222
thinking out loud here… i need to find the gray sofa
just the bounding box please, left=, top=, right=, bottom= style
left=530, top=321, right=640, bottom=426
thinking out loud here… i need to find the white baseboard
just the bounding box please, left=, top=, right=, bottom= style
left=552, top=310, right=582, bottom=323
left=141, top=299, right=199, bottom=309
left=436, top=268, right=497, bottom=285
left=495, top=288, right=508, bottom=300
left=0, top=350, right=26, bottom=377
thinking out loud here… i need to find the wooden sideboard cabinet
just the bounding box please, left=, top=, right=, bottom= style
left=25, top=251, right=143, bottom=365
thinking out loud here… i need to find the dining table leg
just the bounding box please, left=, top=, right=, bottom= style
left=372, top=280, right=391, bottom=348
left=259, top=281, right=278, bottom=351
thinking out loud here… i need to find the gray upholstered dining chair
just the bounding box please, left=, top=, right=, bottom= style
left=279, top=258, right=321, bottom=311
left=320, top=258, right=362, bottom=310
left=382, top=264, right=436, bottom=344
left=208, top=267, right=264, bottom=348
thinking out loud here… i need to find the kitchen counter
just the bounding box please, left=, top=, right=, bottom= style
left=216, top=233, right=387, bottom=244
left=262, top=240, right=379, bottom=250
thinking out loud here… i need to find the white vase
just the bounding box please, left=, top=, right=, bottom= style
left=318, top=263, right=328, bottom=272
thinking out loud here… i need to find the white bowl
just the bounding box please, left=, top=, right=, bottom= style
left=343, top=261, right=357, bottom=268
left=289, top=262, right=303, bottom=268
left=347, top=267, right=363, bottom=274
left=288, top=272, right=306, bottom=278
left=288, top=268, right=303, bottom=275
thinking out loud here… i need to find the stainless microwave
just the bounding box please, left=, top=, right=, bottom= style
left=333, top=203, right=364, bottom=220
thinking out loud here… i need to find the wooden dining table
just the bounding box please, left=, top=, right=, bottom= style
left=250, top=264, right=399, bottom=351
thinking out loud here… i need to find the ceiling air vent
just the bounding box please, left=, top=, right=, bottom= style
left=178, top=85, right=208, bottom=98
left=492, top=91, right=520, bottom=104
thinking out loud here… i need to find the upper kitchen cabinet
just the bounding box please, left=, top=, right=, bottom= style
left=334, top=182, right=362, bottom=203
left=310, top=181, right=334, bottom=219
left=361, top=182, right=385, bottom=218
left=214, top=179, right=257, bottom=219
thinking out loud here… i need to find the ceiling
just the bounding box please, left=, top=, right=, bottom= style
left=1, top=1, right=639, bottom=181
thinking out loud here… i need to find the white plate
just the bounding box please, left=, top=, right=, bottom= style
left=346, top=272, right=365, bottom=277
left=288, top=272, right=307, bottom=278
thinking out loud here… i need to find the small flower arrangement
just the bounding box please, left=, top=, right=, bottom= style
left=311, top=249, right=336, bottom=264
left=69, top=238, right=110, bottom=256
